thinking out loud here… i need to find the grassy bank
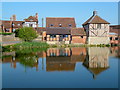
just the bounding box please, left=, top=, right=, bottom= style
left=2, top=41, right=119, bottom=52
left=2, top=41, right=49, bottom=52
left=48, top=43, right=111, bottom=48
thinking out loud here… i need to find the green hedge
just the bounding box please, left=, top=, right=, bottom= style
left=0, top=32, right=13, bottom=35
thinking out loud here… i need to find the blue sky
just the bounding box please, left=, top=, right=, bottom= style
left=2, top=2, right=118, bottom=27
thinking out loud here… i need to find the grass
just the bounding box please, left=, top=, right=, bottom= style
left=0, top=32, right=13, bottom=35
left=13, top=41, right=49, bottom=49
left=2, top=41, right=119, bottom=52
left=2, top=41, right=49, bottom=52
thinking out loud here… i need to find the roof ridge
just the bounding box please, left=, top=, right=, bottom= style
left=46, top=17, right=74, bottom=18
left=88, top=15, right=96, bottom=23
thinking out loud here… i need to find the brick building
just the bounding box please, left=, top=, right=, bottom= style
left=41, top=17, right=87, bottom=44
left=109, top=25, right=120, bottom=44
left=1, top=11, right=120, bottom=45
left=0, top=13, right=38, bottom=33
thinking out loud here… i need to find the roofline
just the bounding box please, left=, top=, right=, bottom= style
left=46, top=17, right=75, bottom=18
left=1, top=20, right=24, bottom=22
left=82, top=22, right=110, bottom=26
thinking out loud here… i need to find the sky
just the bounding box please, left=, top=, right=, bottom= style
left=1, top=2, right=118, bottom=27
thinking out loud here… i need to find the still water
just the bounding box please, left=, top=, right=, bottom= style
left=2, top=47, right=119, bottom=88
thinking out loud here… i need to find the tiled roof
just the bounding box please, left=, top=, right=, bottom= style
left=34, top=27, right=46, bottom=34
left=12, top=21, right=24, bottom=28
left=110, top=25, right=120, bottom=35
left=46, top=27, right=71, bottom=34
left=82, top=15, right=110, bottom=25
left=1, top=20, right=12, bottom=29
left=88, top=68, right=109, bottom=75
left=71, top=28, right=86, bottom=36
left=1, top=20, right=24, bottom=29
left=46, top=17, right=76, bottom=28
left=24, top=16, right=38, bottom=22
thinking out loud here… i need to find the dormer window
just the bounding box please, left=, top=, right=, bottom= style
left=69, top=24, right=72, bottom=27
left=59, top=24, right=62, bottom=27
left=50, top=24, right=54, bottom=27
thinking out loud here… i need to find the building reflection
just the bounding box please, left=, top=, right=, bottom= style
left=2, top=47, right=119, bottom=78
left=83, top=47, right=110, bottom=79
left=46, top=48, right=86, bottom=71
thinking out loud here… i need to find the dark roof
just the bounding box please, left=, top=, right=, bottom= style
left=46, top=17, right=76, bottom=28
left=71, top=28, right=86, bottom=36
left=82, top=15, right=110, bottom=25
left=24, top=16, right=38, bottom=22
left=46, top=27, right=71, bottom=34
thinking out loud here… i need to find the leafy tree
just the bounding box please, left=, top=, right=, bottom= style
left=15, top=27, right=38, bottom=42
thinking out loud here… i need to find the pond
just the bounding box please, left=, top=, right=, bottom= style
left=2, top=47, right=119, bottom=88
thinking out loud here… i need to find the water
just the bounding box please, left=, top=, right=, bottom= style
left=2, top=47, right=119, bottom=88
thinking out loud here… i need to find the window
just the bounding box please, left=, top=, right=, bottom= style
left=59, top=24, right=62, bottom=27
left=110, top=37, right=112, bottom=40
left=30, top=24, right=33, bottom=27
left=50, top=24, right=54, bottom=27
left=5, top=29, right=9, bottom=32
left=97, top=24, right=101, bottom=29
left=115, top=37, right=118, bottom=40
left=50, top=35, right=56, bottom=38
left=66, top=35, right=68, bottom=37
left=44, top=37, right=46, bottom=40
left=81, top=36, right=83, bottom=38
left=69, top=24, right=72, bottom=27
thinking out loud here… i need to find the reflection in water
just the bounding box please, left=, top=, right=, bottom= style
left=83, top=47, right=109, bottom=79
left=2, top=47, right=119, bottom=79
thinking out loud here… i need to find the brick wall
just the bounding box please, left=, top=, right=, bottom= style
left=71, top=36, right=86, bottom=44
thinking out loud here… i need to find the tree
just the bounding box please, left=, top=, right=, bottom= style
left=15, top=27, right=38, bottom=42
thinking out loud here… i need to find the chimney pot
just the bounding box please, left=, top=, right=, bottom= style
left=93, top=11, right=97, bottom=16
left=12, top=15, right=16, bottom=21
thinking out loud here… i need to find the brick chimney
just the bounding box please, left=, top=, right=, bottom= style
left=12, top=15, right=16, bottom=21
left=35, top=13, right=38, bottom=20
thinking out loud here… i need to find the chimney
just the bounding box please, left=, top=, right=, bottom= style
left=35, top=13, right=38, bottom=20
left=42, top=18, right=44, bottom=27
left=93, top=11, right=97, bottom=16
left=12, top=15, right=16, bottom=21
left=10, top=17, right=13, bottom=21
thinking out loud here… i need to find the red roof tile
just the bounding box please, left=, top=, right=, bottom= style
left=12, top=21, right=24, bottom=28
left=82, top=15, right=110, bottom=25
left=71, top=28, right=86, bottom=36
left=24, top=16, right=38, bottom=22
left=46, top=17, right=76, bottom=28
left=46, top=27, right=71, bottom=34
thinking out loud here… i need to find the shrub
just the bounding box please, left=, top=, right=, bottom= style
left=15, top=27, right=38, bottom=42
